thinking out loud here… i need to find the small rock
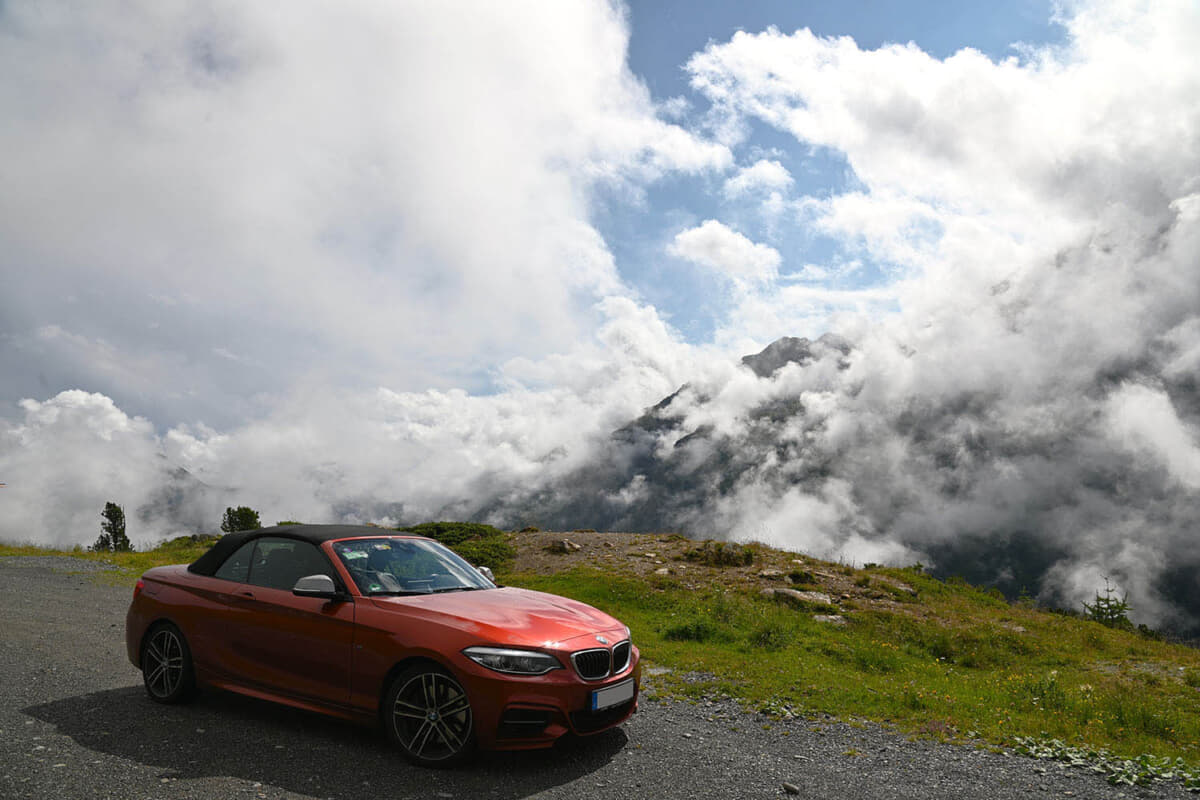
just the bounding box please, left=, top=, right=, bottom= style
left=783, top=782, right=801, bottom=795
left=654, top=567, right=671, bottom=576
left=553, top=539, right=582, bottom=553
left=813, top=614, right=846, bottom=626
left=769, top=588, right=834, bottom=605
left=644, top=552, right=657, bottom=558
left=682, top=732, right=693, bottom=739
left=758, top=569, right=784, bottom=579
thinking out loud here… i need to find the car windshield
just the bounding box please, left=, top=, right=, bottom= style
left=333, top=537, right=495, bottom=596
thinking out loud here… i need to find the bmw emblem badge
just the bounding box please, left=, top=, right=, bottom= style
left=596, top=635, right=609, bottom=645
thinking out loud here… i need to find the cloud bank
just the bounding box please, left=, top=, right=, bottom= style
left=3, top=1, right=1200, bottom=630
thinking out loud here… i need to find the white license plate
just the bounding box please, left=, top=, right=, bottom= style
left=591, top=678, right=635, bottom=711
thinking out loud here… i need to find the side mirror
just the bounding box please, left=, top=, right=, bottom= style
left=475, top=565, right=495, bottom=583
left=293, top=574, right=343, bottom=600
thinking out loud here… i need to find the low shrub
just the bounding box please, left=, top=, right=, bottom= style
left=683, top=541, right=755, bottom=567
left=398, top=521, right=504, bottom=545
left=788, top=569, right=817, bottom=585
left=663, top=618, right=727, bottom=642
left=747, top=620, right=795, bottom=651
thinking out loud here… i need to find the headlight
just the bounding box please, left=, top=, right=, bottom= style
left=462, top=646, right=562, bottom=675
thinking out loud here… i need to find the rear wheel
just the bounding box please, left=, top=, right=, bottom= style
left=141, top=623, right=196, bottom=704
left=384, top=664, right=475, bottom=767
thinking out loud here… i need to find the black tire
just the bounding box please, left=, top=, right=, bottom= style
left=384, top=663, right=476, bottom=767
left=140, top=622, right=197, bottom=704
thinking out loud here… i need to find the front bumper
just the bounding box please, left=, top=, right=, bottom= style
left=456, top=644, right=640, bottom=750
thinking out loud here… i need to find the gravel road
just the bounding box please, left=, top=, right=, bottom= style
left=0, top=556, right=1191, bottom=800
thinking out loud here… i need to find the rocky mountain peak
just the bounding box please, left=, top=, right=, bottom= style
left=740, top=334, right=852, bottom=378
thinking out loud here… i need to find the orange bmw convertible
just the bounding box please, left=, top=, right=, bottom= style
left=126, top=524, right=639, bottom=766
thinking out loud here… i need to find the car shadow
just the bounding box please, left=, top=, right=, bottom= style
left=25, top=685, right=629, bottom=799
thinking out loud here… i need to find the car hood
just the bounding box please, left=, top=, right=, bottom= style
left=368, top=586, right=624, bottom=648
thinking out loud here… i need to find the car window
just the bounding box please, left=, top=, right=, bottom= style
left=247, top=537, right=335, bottom=591
left=333, top=538, right=494, bottom=596
left=213, top=540, right=255, bottom=583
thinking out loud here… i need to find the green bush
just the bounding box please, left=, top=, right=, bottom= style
left=399, top=521, right=505, bottom=545
left=683, top=541, right=755, bottom=567
left=397, top=521, right=515, bottom=571
left=450, top=537, right=517, bottom=571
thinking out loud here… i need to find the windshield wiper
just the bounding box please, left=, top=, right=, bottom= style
left=367, top=589, right=431, bottom=596
left=429, top=586, right=485, bottom=593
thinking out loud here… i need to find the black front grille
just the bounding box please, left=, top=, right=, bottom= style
left=611, top=640, right=631, bottom=674
left=571, top=648, right=611, bottom=680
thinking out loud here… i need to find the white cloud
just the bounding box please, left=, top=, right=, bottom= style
left=669, top=219, right=781, bottom=287
left=722, top=158, right=794, bottom=198
left=1106, top=383, right=1200, bottom=489
left=0, top=0, right=730, bottom=426
left=0, top=392, right=171, bottom=548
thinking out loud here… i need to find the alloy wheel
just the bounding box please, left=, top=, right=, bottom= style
left=141, top=624, right=194, bottom=703
left=390, top=670, right=473, bottom=763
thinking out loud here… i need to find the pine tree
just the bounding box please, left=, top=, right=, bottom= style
left=1083, top=576, right=1131, bottom=628
left=93, top=502, right=131, bottom=552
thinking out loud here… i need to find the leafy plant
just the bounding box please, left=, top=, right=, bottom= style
left=1014, top=736, right=1200, bottom=791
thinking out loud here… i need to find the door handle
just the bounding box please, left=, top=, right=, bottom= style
left=237, top=590, right=255, bottom=600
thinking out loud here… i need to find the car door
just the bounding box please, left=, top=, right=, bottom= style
left=189, top=539, right=258, bottom=680
left=222, top=537, right=355, bottom=708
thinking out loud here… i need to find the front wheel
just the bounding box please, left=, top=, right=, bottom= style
left=384, top=664, right=475, bottom=767
left=140, top=622, right=197, bottom=704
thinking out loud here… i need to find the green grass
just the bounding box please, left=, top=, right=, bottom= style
left=499, top=565, right=1200, bottom=772
left=6, top=536, right=1200, bottom=784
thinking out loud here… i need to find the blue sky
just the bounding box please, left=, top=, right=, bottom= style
left=604, top=0, right=1063, bottom=342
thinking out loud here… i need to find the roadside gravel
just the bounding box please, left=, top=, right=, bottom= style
left=0, top=556, right=1191, bottom=800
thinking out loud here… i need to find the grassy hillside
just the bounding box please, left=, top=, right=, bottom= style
left=6, top=529, right=1200, bottom=789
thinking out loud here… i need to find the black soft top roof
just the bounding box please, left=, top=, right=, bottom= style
left=188, top=524, right=418, bottom=576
